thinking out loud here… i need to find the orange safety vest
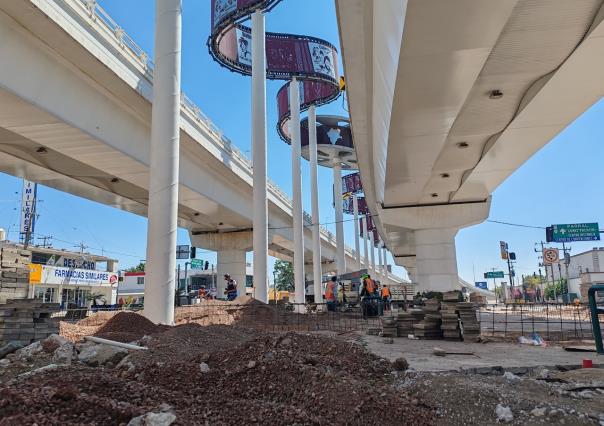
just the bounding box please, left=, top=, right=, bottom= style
left=381, top=287, right=391, bottom=298
left=365, top=278, right=376, bottom=294
left=325, top=282, right=336, bottom=301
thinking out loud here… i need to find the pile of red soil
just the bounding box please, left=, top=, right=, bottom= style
left=93, top=312, right=161, bottom=343
left=2, top=325, right=436, bottom=424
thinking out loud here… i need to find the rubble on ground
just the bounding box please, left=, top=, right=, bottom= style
left=0, top=312, right=436, bottom=425
left=401, top=369, right=604, bottom=425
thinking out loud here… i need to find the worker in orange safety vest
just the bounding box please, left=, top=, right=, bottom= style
left=381, top=284, right=392, bottom=311
left=325, top=276, right=338, bottom=312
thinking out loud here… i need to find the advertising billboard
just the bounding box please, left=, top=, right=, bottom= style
left=30, top=265, right=118, bottom=287
left=19, top=179, right=37, bottom=241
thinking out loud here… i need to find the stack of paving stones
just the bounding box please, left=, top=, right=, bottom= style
left=458, top=302, right=480, bottom=341
left=380, top=316, right=398, bottom=337
left=0, top=246, right=31, bottom=304
left=469, top=292, right=487, bottom=305
left=413, top=299, right=442, bottom=339
left=395, top=311, right=416, bottom=337
left=440, top=291, right=462, bottom=341
left=0, top=299, right=60, bottom=346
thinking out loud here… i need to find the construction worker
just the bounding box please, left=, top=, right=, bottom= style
left=381, top=284, right=392, bottom=311
left=224, top=274, right=238, bottom=301
left=360, top=274, right=376, bottom=298
left=198, top=286, right=207, bottom=300
left=325, top=276, right=338, bottom=311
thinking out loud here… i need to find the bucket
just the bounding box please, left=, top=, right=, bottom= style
left=582, top=359, right=593, bottom=368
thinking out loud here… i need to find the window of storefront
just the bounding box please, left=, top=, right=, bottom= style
left=61, top=288, right=90, bottom=308
left=137, top=277, right=144, bottom=285
left=33, top=287, right=55, bottom=302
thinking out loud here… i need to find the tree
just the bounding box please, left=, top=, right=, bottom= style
left=522, top=275, right=542, bottom=289
left=544, top=279, right=568, bottom=301
left=125, top=262, right=145, bottom=273
left=273, top=260, right=294, bottom=292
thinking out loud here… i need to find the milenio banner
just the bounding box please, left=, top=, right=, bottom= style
left=208, top=0, right=341, bottom=142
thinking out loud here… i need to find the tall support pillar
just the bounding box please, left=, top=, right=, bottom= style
left=353, top=194, right=360, bottom=270
left=217, top=250, right=247, bottom=298
left=251, top=9, right=268, bottom=303
left=362, top=216, right=369, bottom=270
left=145, top=0, right=182, bottom=325
left=415, top=228, right=459, bottom=293
left=369, top=232, right=376, bottom=275
left=382, top=246, right=388, bottom=281
left=377, top=240, right=384, bottom=282
left=333, top=161, right=345, bottom=275
left=290, top=78, right=305, bottom=304
left=308, top=105, right=323, bottom=303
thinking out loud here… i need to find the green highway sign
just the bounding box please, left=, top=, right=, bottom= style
left=484, top=271, right=504, bottom=279
left=190, top=259, right=204, bottom=269
left=549, top=223, right=600, bottom=243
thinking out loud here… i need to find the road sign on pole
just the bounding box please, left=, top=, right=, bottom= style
left=475, top=281, right=488, bottom=290
left=542, top=248, right=559, bottom=265
left=176, top=245, right=190, bottom=259
left=549, top=223, right=600, bottom=243
left=485, top=271, right=504, bottom=279
left=190, top=259, right=204, bottom=269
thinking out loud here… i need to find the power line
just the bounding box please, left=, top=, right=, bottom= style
left=487, top=219, right=545, bottom=230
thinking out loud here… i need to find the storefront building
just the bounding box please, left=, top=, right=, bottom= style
left=26, top=245, right=119, bottom=308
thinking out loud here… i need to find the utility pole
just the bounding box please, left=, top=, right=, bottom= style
left=75, top=242, right=88, bottom=253
left=536, top=241, right=557, bottom=302
left=562, top=242, right=571, bottom=295
left=36, top=235, right=53, bottom=248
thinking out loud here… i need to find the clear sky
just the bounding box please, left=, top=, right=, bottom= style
left=1, top=0, right=603, bottom=289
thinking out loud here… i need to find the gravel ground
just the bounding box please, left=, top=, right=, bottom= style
left=400, top=369, right=604, bottom=425
left=0, top=320, right=436, bottom=425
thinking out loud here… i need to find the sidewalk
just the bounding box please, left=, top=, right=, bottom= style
left=358, top=334, right=602, bottom=372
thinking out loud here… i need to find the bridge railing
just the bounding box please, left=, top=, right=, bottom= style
left=67, top=0, right=358, bottom=258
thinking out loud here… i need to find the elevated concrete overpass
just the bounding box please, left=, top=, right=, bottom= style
left=337, top=0, right=604, bottom=292
left=0, top=0, right=412, bottom=296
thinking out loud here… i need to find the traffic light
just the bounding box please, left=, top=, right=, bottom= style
left=509, top=252, right=516, bottom=261
left=190, top=247, right=196, bottom=259
left=204, top=260, right=209, bottom=270
left=545, top=226, right=553, bottom=243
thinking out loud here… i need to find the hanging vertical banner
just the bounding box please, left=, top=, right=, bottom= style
left=19, top=179, right=37, bottom=241
left=344, top=196, right=368, bottom=215
left=341, top=172, right=362, bottom=196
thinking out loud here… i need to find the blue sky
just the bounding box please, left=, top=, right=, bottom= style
left=1, top=0, right=603, bottom=288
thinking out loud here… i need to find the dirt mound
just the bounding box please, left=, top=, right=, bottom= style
left=93, top=312, right=160, bottom=343
left=129, top=323, right=257, bottom=367
left=3, top=325, right=436, bottom=424
left=135, top=332, right=434, bottom=425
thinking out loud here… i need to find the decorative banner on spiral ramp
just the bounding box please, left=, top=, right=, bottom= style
left=208, top=0, right=341, bottom=142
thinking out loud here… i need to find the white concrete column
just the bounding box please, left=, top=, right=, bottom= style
left=251, top=9, right=268, bottom=304
left=362, top=216, right=369, bottom=270
left=308, top=105, right=322, bottom=303
left=415, top=228, right=459, bottom=293
left=377, top=240, right=384, bottom=282
left=145, top=0, right=182, bottom=325
left=353, top=194, right=360, bottom=270
left=382, top=246, right=388, bottom=281
left=217, top=249, right=247, bottom=299
left=290, top=78, right=305, bottom=304
left=333, top=161, right=345, bottom=276
left=369, top=231, right=376, bottom=275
